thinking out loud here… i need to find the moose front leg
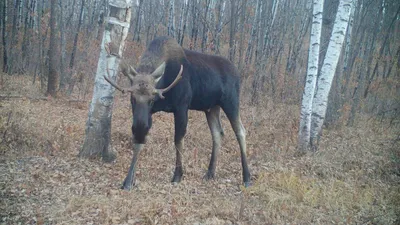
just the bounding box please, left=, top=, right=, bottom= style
left=122, top=143, right=143, bottom=190
left=171, top=109, right=188, bottom=183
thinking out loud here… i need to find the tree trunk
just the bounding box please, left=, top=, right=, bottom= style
left=318, top=0, right=339, bottom=72
left=311, top=0, right=353, bottom=147
left=363, top=5, right=400, bottom=98
left=262, top=0, right=280, bottom=59
left=145, top=0, right=153, bottom=45
left=201, top=0, right=210, bottom=52
left=133, top=0, right=143, bottom=42
left=21, top=0, right=31, bottom=72
left=67, top=0, right=85, bottom=95
left=237, top=0, right=248, bottom=71
left=66, top=0, right=76, bottom=28
left=79, top=0, right=132, bottom=162
left=59, top=0, right=67, bottom=90
left=97, top=0, right=106, bottom=41
left=8, top=0, right=22, bottom=74
left=298, top=0, right=324, bottom=151
left=17, top=0, right=23, bottom=29
left=245, top=0, right=261, bottom=65
left=89, top=0, right=98, bottom=33
left=34, top=0, right=42, bottom=84
left=177, top=0, right=183, bottom=42
left=254, top=0, right=267, bottom=65
left=179, top=0, right=189, bottom=45
left=347, top=1, right=383, bottom=126
left=213, top=0, right=225, bottom=54
left=229, top=0, right=237, bottom=61
left=168, top=0, right=175, bottom=38
left=2, top=0, right=8, bottom=73
left=29, top=0, right=37, bottom=28
left=342, top=0, right=357, bottom=75
left=47, top=0, right=60, bottom=97
left=190, top=0, right=198, bottom=50
left=340, top=0, right=357, bottom=106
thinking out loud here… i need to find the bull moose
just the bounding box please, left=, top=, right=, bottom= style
left=104, top=36, right=251, bottom=190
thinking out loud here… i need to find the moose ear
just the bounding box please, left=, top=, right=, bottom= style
left=150, top=62, right=166, bottom=83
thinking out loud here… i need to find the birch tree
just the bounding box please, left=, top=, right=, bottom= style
left=79, top=0, right=132, bottom=162
left=342, top=0, right=357, bottom=74
left=310, top=0, right=353, bottom=146
left=298, top=0, right=325, bottom=151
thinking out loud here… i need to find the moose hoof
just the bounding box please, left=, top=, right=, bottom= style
left=203, top=171, right=215, bottom=181
left=171, top=175, right=182, bottom=184
left=121, top=184, right=132, bottom=191
left=102, top=151, right=117, bottom=163
left=171, top=168, right=183, bottom=184
left=121, top=179, right=136, bottom=191
left=243, top=181, right=252, bottom=188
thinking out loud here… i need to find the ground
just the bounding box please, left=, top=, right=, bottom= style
left=0, top=76, right=399, bottom=224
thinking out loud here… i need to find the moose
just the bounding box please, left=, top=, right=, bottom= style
left=104, top=36, right=251, bottom=190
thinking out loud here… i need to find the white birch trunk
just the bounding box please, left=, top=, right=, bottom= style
left=80, top=0, right=132, bottom=161
left=298, top=0, right=325, bottom=151
left=343, top=0, right=357, bottom=71
left=311, top=0, right=353, bottom=144
left=270, top=0, right=280, bottom=28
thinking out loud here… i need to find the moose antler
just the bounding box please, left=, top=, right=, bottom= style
left=104, top=72, right=134, bottom=94
left=104, top=43, right=136, bottom=94
left=153, top=65, right=184, bottom=99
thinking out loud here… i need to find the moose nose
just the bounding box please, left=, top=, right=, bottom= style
left=139, top=83, right=149, bottom=88
left=132, top=122, right=149, bottom=144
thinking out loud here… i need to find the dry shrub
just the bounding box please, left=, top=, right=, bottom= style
left=1, top=74, right=399, bottom=224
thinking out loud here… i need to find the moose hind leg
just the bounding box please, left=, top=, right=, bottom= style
left=171, top=109, right=188, bottom=183
left=231, top=116, right=251, bottom=186
left=204, top=106, right=223, bottom=180
left=223, top=104, right=251, bottom=187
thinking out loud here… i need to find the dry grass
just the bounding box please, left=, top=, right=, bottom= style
left=1, top=75, right=399, bottom=225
